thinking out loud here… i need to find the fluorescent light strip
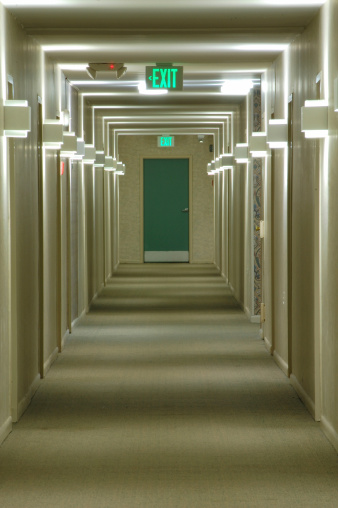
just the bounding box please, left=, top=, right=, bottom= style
left=221, top=79, right=253, bottom=95
left=58, top=64, right=89, bottom=71
left=42, top=45, right=92, bottom=52
left=138, top=82, right=168, bottom=95
left=231, top=44, right=288, bottom=52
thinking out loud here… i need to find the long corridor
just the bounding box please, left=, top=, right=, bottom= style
left=0, top=265, right=337, bottom=507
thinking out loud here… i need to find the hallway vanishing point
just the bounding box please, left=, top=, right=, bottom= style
left=0, top=265, right=337, bottom=507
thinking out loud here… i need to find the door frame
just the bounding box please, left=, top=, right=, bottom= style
left=140, top=156, right=192, bottom=263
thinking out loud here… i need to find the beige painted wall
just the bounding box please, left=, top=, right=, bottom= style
left=0, top=4, right=12, bottom=442
left=264, top=53, right=289, bottom=369
left=264, top=13, right=321, bottom=406
left=118, top=134, right=214, bottom=264
left=5, top=10, right=42, bottom=417
left=263, top=0, right=338, bottom=450
left=322, top=0, right=338, bottom=446
left=227, top=102, right=247, bottom=308
left=0, top=9, right=99, bottom=440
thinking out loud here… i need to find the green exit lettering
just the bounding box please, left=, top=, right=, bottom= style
left=152, top=68, right=178, bottom=89
left=161, top=137, right=172, bottom=146
left=157, top=136, right=175, bottom=147
left=146, top=66, right=183, bottom=91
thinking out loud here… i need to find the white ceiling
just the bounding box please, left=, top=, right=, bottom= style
left=1, top=0, right=326, bottom=136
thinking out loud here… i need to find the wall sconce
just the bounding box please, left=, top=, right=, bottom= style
left=267, top=119, right=288, bottom=148
left=72, top=138, right=85, bottom=160
left=60, top=132, right=77, bottom=157
left=234, top=143, right=249, bottom=163
left=94, top=151, right=105, bottom=167
left=42, top=120, right=63, bottom=149
left=301, top=100, right=328, bottom=138
left=59, top=109, right=70, bottom=127
left=83, top=145, right=96, bottom=164
left=220, top=154, right=234, bottom=170
left=249, top=133, right=267, bottom=156
left=104, top=156, right=116, bottom=171
left=334, top=78, right=338, bottom=112
left=207, top=162, right=215, bottom=175
left=116, top=161, right=125, bottom=175
left=215, top=157, right=221, bottom=173
left=4, top=100, right=31, bottom=137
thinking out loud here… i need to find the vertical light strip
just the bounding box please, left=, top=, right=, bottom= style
left=106, top=122, right=110, bottom=155
left=56, top=65, right=62, bottom=122
left=316, top=0, right=330, bottom=421
left=0, top=3, right=7, bottom=167
left=231, top=113, right=234, bottom=154
left=246, top=93, right=250, bottom=144
left=92, top=106, right=95, bottom=147
left=0, top=4, right=6, bottom=100
left=114, top=130, right=118, bottom=159
left=68, top=79, right=72, bottom=132
left=102, top=116, right=105, bottom=153
left=79, top=93, right=84, bottom=139
left=284, top=47, right=290, bottom=119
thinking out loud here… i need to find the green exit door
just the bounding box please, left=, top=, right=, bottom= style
left=144, top=158, right=189, bottom=262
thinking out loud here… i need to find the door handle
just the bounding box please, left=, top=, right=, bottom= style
left=181, top=208, right=189, bottom=213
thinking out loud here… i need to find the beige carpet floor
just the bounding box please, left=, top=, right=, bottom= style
left=0, top=264, right=338, bottom=507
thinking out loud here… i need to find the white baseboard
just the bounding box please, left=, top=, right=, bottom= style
left=273, top=350, right=289, bottom=377
left=290, top=374, right=315, bottom=419
left=88, top=291, right=99, bottom=311
left=119, top=259, right=141, bottom=264
left=264, top=336, right=273, bottom=354
left=105, top=272, right=112, bottom=282
left=244, top=305, right=260, bottom=324
left=62, top=329, right=71, bottom=350
left=221, top=272, right=229, bottom=284
left=190, top=260, right=215, bottom=264
left=71, top=308, right=85, bottom=330
left=17, top=374, right=40, bottom=422
left=145, top=250, right=189, bottom=262
left=43, top=347, right=59, bottom=377
left=321, top=416, right=338, bottom=453
left=0, top=417, right=12, bottom=446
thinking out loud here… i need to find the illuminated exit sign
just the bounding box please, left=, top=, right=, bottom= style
left=157, top=136, right=175, bottom=147
left=146, top=65, right=183, bottom=91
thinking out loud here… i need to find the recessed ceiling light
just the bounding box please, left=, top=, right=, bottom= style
left=231, top=44, right=288, bottom=52
left=58, top=64, right=88, bottom=71
left=220, top=80, right=253, bottom=95
left=138, top=82, right=168, bottom=95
